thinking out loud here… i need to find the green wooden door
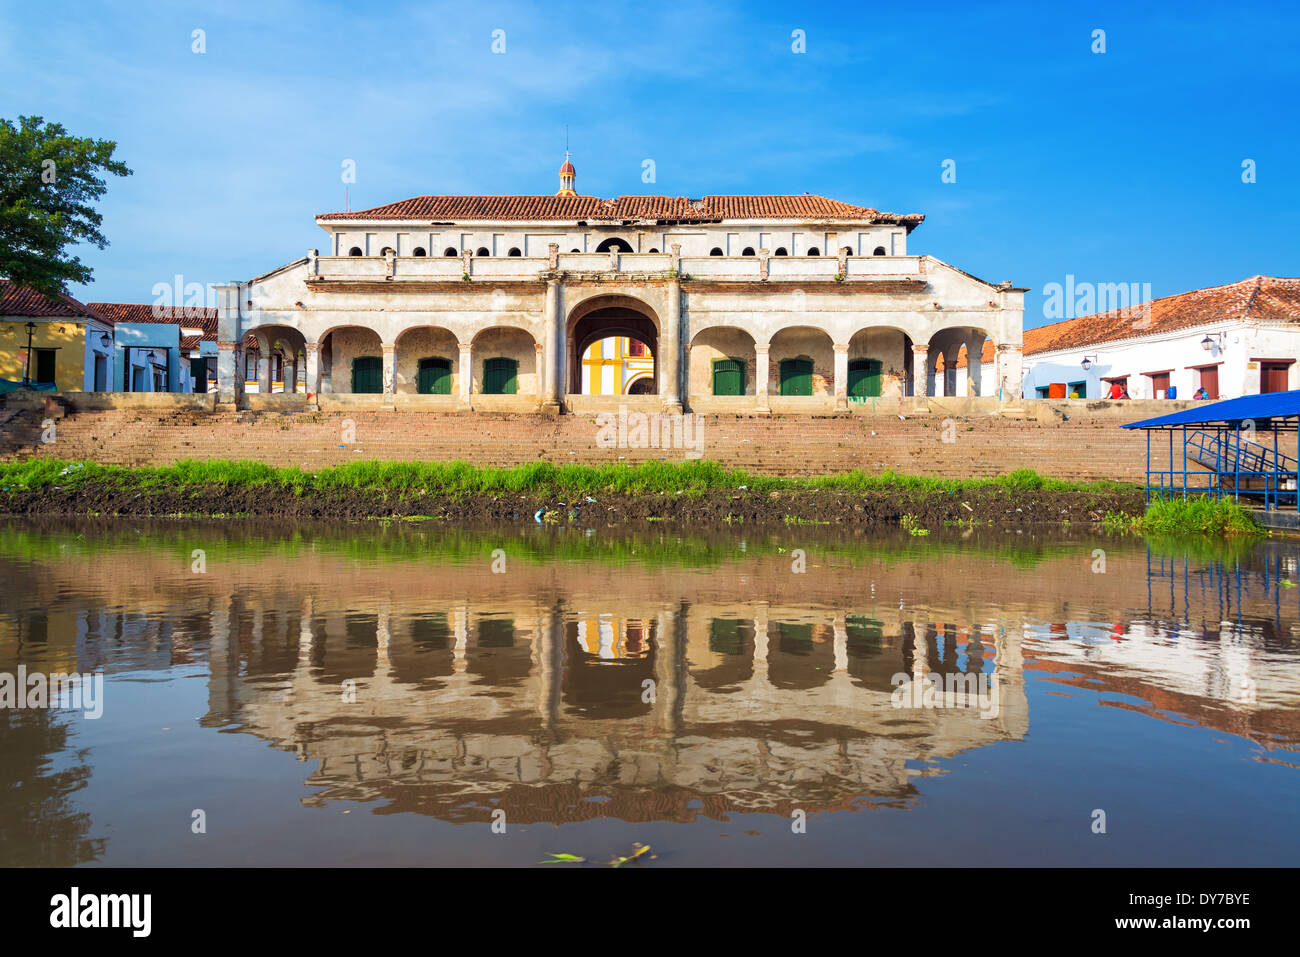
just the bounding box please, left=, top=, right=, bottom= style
left=352, top=356, right=383, bottom=393
left=482, top=357, right=517, bottom=394
left=847, top=358, right=882, bottom=400
left=779, top=358, right=813, bottom=396
left=417, top=356, right=452, bottom=394
left=712, top=358, right=745, bottom=396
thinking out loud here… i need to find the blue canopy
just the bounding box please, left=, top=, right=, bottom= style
left=1122, top=390, right=1300, bottom=429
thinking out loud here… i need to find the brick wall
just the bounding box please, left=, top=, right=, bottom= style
left=0, top=405, right=1159, bottom=480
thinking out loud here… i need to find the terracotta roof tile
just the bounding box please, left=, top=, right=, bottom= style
left=317, top=194, right=924, bottom=229
left=1, top=281, right=106, bottom=321
left=1022, top=275, right=1300, bottom=357
left=957, top=276, right=1300, bottom=368
left=88, top=302, right=218, bottom=336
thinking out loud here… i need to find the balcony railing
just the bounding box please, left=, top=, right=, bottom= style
left=310, top=253, right=924, bottom=283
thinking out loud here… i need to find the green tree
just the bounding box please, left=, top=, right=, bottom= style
left=0, top=115, right=132, bottom=299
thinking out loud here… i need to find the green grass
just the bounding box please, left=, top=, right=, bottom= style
left=0, top=458, right=1131, bottom=500
left=1105, top=494, right=1263, bottom=537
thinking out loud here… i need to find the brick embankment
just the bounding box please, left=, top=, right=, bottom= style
left=0, top=405, right=1152, bottom=481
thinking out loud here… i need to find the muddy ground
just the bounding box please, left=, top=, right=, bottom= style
left=0, top=481, right=1145, bottom=528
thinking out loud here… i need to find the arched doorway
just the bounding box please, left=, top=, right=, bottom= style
left=244, top=324, right=308, bottom=394
left=689, top=326, right=757, bottom=398
left=470, top=326, right=538, bottom=395
left=847, top=327, right=913, bottom=401
left=394, top=326, right=459, bottom=395
left=318, top=326, right=384, bottom=394
left=768, top=326, right=834, bottom=397
left=566, top=296, right=659, bottom=396
left=928, top=325, right=991, bottom=397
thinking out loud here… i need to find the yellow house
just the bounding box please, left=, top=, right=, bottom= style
left=0, top=282, right=115, bottom=392
left=580, top=336, right=656, bottom=394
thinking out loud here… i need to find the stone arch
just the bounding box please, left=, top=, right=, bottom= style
left=689, top=326, right=757, bottom=397
left=768, top=325, right=834, bottom=397
left=565, top=294, right=661, bottom=396
left=394, top=325, right=460, bottom=395
left=847, top=325, right=914, bottom=400
left=594, top=237, right=634, bottom=253
left=315, top=324, right=383, bottom=394
left=928, top=324, right=993, bottom=397
left=244, top=323, right=308, bottom=394
left=470, top=325, right=538, bottom=395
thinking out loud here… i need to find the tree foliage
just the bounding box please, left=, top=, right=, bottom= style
left=0, top=115, right=132, bottom=298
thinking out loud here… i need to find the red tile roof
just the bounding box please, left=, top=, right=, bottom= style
left=957, top=275, right=1300, bottom=367
left=88, top=302, right=218, bottom=337
left=317, top=194, right=925, bottom=229
left=1, top=281, right=106, bottom=321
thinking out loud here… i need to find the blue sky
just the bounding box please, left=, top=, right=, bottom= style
left=2, top=0, right=1296, bottom=327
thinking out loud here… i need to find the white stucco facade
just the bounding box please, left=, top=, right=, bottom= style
left=213, top=189, right=1027, bottom=412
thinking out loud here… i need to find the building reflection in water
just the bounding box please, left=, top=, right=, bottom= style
left=1, top=529, right=1297, bottom=860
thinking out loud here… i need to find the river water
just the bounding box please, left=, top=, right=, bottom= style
left=1, top=520, right=1297, bottom=867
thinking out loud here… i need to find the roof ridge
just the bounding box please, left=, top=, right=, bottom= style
left=1241, top=274, right=1264, bottom=319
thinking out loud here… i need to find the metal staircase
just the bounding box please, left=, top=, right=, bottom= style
left=1185, top=428, right=1298, bottom=504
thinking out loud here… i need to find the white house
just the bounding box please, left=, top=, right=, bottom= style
left=961, top=276, right=1300, bottom=401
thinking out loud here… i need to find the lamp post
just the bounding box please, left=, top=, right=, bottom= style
left=22, top=321, right=35, bottom=386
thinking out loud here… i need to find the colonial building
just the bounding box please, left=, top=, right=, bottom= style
left=213, top=158, right=1027, bottom=411
left=0, top=282, right=114, bottom=392
left=963, top=275, right=1300, bottom=401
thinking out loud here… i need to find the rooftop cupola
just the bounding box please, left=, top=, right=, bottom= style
left=556, top=151, right=576, bottom=196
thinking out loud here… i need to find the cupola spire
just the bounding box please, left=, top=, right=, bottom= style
left=557, top=149, right=576, bottom=196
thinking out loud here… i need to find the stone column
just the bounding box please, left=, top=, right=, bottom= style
left=754, top=344, right=770, bottom=412
left=458, top=342, right=473, bottom=407
left=996, top=343, right=1024, bottom=401
left=382, top=343, right=396, bottom=399
left=215, top=282, right=240, bottom=405
left=217, top=340, right=238, bottom=405
left=912, top=342, right=929, bottom=398
left=541, top=278, right=563, bottom=413
left=967, top=335, right=985, bottom=397
left=833, top=343, right=849, bottom=411
left=304, top=342, right=321, bottom=398
left=257, top=345, right=272, bottom=394
left=661, top=278, right=682, bottom=412
left=945, top=347, right=961, bottom=398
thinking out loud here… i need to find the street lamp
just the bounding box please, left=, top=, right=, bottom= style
left=1081, top=355, right=1097, bottom=371
left=1201, top=335, right=1214, bottom=352
left=22, top=321, right=35, bottom=386
left=100, top=332, right=112, bottom=349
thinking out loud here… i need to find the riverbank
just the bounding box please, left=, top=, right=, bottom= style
left=0, top=459, right=1143, bottom=528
